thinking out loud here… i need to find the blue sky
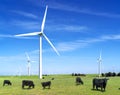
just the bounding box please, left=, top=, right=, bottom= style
left=0, top=0, right=120, bottom=75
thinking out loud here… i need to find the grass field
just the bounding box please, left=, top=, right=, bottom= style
left=0, top=74, right=120, bottom=95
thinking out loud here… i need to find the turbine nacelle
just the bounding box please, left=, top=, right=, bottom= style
left=97, top=58, right=102, bottom=63
left=27, top=60, right=30, bottom=63
left=39, top=32, right=43, bottom=36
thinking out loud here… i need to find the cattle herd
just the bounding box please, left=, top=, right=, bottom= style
left=1, top=75, right=120, bottom=92
left=2, top=79, right=52, bottom=89
left=72, top=73, right=86, bottom=76
left=102, top=72, right=120, bottom=77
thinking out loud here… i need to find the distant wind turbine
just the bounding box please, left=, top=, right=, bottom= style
left=97, top=51, right=102, bottom=77
left=25, top=52, right=31, bottom=76
left=18, top=66, right=22, bottom=76
left=15, top=5, right=60, bottom=79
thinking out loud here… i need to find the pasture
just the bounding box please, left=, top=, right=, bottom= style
left=0, top=74, right=119, bottom=95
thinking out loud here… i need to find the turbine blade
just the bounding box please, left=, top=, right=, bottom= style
left=31, top=60, right=36, bottom=62
left=99, top=51, right=102, bottom=61
left=41, top=5, right=48, bottom=33
left=15, top=32, right=41, bottom=37
left=43, top=33, right=60, bottom=56
left=25, top=52, right=30, bottom=61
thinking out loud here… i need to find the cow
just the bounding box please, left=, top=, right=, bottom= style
left=76, top=77, right=83, bottom=85
left=51, top=78, right=54, bottom=80
left=92, top=78, right=109, bottom=91
left=41, top=81, right=51, bottom=89
left=22, top=80, right=35, bottom=89
left=3, top=80, right=12, bottom=86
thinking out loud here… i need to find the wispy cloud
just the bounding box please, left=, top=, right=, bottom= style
left=56, top=25, right=88, bottom=32
left=56, top=41, right=87, bottom=52
left=11, top=10, right=39, bottom=19
left=0, top=34, right=14, bottom=38
left=11, top=20, right=40, bottom=30
left=48, top=2, right=120, bottom=18
left=0, top=19, right=40, bottom=30
left=11, top=19, right=88, bottom=33
left=56, top=34, right=120, bottom=52
left=101, top=35, right=120, bottom=40
left=26, top=34, right=120, bottom=53
left=78, top=9, right=120, bottom=18
left=47, top=24, right=88, bottom=32
left=63, top=26, right=87, bottom=32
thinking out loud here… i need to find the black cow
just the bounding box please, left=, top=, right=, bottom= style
left=22, top=80, right=35, bottom=89
left=41, top=81, right=51, bottom=89
left=51, top=78, right=54, bottom=80
left=76, top=77, right=83, bottom=85
left=3, top=80, right=12, bottom=86
left=92, top=78, right=109, bottom=91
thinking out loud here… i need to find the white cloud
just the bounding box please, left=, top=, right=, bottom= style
left=56, top=25, right=88, bottom=32
left=11, top=20, right=40, bottom=30
left=27, top=34, right=120, bottom=53
left=48, top=2, right=120, bottom=18
left=101, top=34, right=120, bottom=40
left=56, top=34, right=120, bottom=52
left=11, top=19, right=88, bottom=33
left=56, top=41, right=87, bottom=52
left=28, top=0, right=120, bottom=18
left=46, top=24, right=88, bottom=33
left=78, top=9, right=120, bottom=18
left=0, top=52, right=38, bottom=75
left=11, top=10, right=39, bottom=19
left=0, top=34, right=14, bottom=38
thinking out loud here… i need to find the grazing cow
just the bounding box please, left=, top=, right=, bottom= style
left=76, top=77, right=83, bottom=85
left=3, top=80, right=12, bottom=86
left=41, top=81, right=51, bottom=89
left=51, top=78, right=54, bottom=80
left=22, top=80, right=35, bottom=89
left=92, top=78, right=109, bottom=91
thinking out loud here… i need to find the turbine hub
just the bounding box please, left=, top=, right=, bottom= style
left=39, top=32, right=43, bottom=36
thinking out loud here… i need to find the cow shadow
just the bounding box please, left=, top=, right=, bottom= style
left=42, top=87, right=51, bottom=90
left=76, top=83, right=83, bottom=86
left=91, top=88, right=106, bottom=92
left=22, top=87, right=34, bottom=90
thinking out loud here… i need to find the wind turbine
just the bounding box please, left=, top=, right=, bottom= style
left=15, top=5, right=60, bottom=79
left=18, top=66, right=22, bottom=76
left=97, top=51, right=102, bottom=77
left=25, top=52, right=31, bottom=76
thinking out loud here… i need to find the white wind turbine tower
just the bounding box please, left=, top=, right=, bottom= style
left=15, top=5, right=60, bottom=79
left=18, top=66, right=22, bottom=76
left=25, top=52, right=31, bottom=76
left=97, top=51, right=102, bottom=77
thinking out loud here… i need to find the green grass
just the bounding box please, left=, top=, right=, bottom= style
left=0, top=74, right=120, bottom=95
